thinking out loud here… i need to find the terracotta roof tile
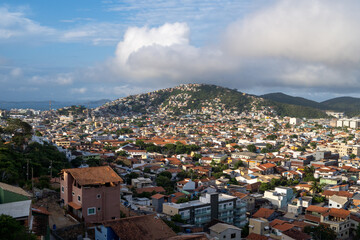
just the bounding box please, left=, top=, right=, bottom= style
left=104, top=214, right=176, bottom=240
left=63, top=166, right=123, bottom=186
left=253, top=208, right=275, bottom=219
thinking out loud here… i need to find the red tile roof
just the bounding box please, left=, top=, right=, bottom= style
left=151, top=194, right=165, bottom=199
left=62, top=166, right=123, bottom=186
left=253, top=208, right=275, bottom=219
left=103, top=214, right=176, bottom=240
left=246, top=233, right=270, bottom=240
left=136, top=186, right=165, bottom=194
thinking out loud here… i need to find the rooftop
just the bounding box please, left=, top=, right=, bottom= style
left=62, top=166, right=123, bottom=186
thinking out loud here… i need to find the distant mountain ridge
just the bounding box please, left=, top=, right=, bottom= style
left=0, top=99, right=110, bottom=111
left=96, top=84, right=328, bottom=118
left=262, top=93, right=360, bottom=117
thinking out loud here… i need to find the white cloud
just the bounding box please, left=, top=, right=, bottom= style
left=0, top=7, right=55, bottom=39
left=101, top=0, right=360, bottom=95
left=224, top=0, right=360, bottom=64
left=28, top=74, right=73, bottom=85
left=10, top=67, right=22, bottom=77
left=71, top=87, right=87, bottom=94
left=116, top=22, right=189, bottom=64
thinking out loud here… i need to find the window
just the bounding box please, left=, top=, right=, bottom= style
left=61, top=186, right=64, bottom=193
left=72, top=191, right=75, bottom=196
left=98, top=207, right=101, bottom=211
left=337, top=205, right=340, bottom=207
left=78, top=195, right=81, bottom=202
left=231, top=233, right=236, bottom=239
left=97, top=194, right=101, bottom=199
left=87, top=207, right=96, bottom=215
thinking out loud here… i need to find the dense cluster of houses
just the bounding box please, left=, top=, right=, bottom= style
left=4, top=93, right=360, bottom=239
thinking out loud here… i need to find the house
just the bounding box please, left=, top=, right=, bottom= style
left=287, top=196, right=312, bottom=215
left=95, top=214, right=176, bottom=240
left=231, top=192, right=256, bottom=212
left=282, top=228, right=311, bottom=240
left=200, top=157, right=213, bottom=165
left=136, top=186, right=165, bottom=195
left=282, top=170, right=302, bottom=180
left=177, top=179, right=196, bottom=192
left=151, top=194, right=165, bottom=213
left=60, top=166, right=123, bottom=223
left=263, top=187, right=293, bottom=209
left=252, top=208, right=278, bottom=221
left=0, top=182, right=32, bottom=227
left=163, top=193, right=247, bottom=227
left=131, top=177, right=153, bottom=188
left=248, top=218, right=270, bottom=237
left=258, top=163, right=276, bottom=175
left=328, top=195, right=350, bottom=209
left=270, top=219, right=295, bottom=238
left=305, top=205, right=351, bottom=239
left=30, top=207, right=51, bottom=239
left=209, top=223, right=242, bottom=240
left=165, top=157, right=182, bottom=167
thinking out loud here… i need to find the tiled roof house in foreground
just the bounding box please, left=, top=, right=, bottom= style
left=60, top=166, right=123, bottom=223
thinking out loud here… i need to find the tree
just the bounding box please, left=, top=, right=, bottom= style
left=125, top=172, right=139, bottom=185
left=350, top=154, right=357, bottom=159
left=0, top=214, right=36, bottom=240
left=354, top=224, right=360, bottom=240
left=176, top=197, right=189, bottom=203
left=310, top=142, right=317, bottom=149
left=310, top=181, right=322, bottom=195
left=266, top=134, right=277, bottom=140
left=156, top=176, right=172, bottom=189
left=159, top=171, right=172, bottom=179
left=247, top=144, right=257, bottom=153
left=171, top=214, right=185, bottom=223
left=304, top=225, right=336, bottom=240
left=192, top=153, right=202, bottom=161
left=117, top=151, right=129, bottom=157
left=259, top=182, right=270, bottom=192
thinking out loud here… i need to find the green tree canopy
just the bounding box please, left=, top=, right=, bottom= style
left=0, top=214, right=36, bottom=240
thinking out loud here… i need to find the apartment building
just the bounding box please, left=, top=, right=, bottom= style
left=263, top=187, right=293, bottom=209
left=60, top=166, right=123, bottom=223
left=305, top=205, right=351, bottom=239
left=162, top=193, right=247, bottom=227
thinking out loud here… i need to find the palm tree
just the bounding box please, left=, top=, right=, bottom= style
left=310, top=180, right=322, bottom=195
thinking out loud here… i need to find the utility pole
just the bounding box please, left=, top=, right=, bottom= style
left=31, top=167, right=34, bottom=190
left=26, top=158, right=29, bottom=181
left=50, top=160, right=53, bottom=178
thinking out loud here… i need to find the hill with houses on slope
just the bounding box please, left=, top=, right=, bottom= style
left=95, top=84, right=328, bottom=118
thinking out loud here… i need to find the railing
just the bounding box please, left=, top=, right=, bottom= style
left=219, top=206, right=234, bottom=212
left=195, top=211, right=211, bottom=217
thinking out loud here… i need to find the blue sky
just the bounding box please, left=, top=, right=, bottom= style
left=1, top=0, right=360, bottom=101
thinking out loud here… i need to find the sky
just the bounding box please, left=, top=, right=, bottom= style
left=1, top=0, right=360, bottom=102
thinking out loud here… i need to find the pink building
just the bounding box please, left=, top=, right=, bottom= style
left=60, top=166, right=123, bottom=223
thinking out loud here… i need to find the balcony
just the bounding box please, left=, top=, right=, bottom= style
left=195, top=217, right=211, bottom=224
left=195, top=211, right=211, bottom=217
left=219, top=206, right=234, bottom=212
left=181, top=214, right=190, bottom=220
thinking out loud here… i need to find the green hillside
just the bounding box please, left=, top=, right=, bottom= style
left=261, top=93, right=322, bottom=109
left=98, top=84, right=328, bottom=118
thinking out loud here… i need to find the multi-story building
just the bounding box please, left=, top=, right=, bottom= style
left=305, top=205, right=351, bottom=239
left=131, top=177, right=153, bottom=189
left=162, top=193, right=247, bottom=227
left=60, top=166, right=123, bottom=223
left=263, top=187, right=293, bottom=209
